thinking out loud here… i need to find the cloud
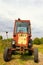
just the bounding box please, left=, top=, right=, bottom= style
left=0, top=17, right=13, bottom=32
left=0, top=0, right=43, bottom=20
left=2, top=0, right=43, bottom=8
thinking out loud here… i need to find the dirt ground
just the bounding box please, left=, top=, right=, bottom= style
left=0, top=52, right=43, bottom=65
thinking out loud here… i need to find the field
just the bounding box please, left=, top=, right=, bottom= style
left=0, top=39, right=43, bottom=65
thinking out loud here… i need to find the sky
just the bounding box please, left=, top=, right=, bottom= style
left=0, top=0, right=43, bottom=38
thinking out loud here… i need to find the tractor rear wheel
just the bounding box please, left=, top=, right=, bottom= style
left=34, top=48, right=38, bottom=62
left=3, top=47, right=12, bottom=62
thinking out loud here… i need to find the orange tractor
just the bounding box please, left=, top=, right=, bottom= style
left=3, top=18, right=38, bottom=62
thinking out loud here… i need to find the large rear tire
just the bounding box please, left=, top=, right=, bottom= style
left=34, top=48, right=38, bottom=62
left=3, top=47, right=12, bottom=62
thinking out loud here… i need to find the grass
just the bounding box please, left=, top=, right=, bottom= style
left=33, top=44, right=43, bottom=53
left=0, top=39, right=11, bottom=53
left=0, top=53, right=34, bottom=65
left=0, top=39, right=43, bottom=65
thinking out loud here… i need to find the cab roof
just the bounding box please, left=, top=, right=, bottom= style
left=15, top=18, right=30, bottom=22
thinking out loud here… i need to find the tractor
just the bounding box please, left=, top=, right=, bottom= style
left=3, top=18, right=38, bottom=62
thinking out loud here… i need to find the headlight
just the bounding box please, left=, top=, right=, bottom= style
left=28, top=43, right=32, bottom=48
left=29, top=43, right=31, bottom=46
left=12, top=41, right=15, bottom=44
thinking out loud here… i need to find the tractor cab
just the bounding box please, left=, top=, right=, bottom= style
left=14, top=18, right=31, bottom=34
left=13, top=18, right=31, bottom=47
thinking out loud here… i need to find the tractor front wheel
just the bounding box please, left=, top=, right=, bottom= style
left=34, top=48, right=38, bottom=62
left=3, top=47, right=12, bottom=62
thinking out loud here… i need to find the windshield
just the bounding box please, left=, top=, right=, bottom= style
left=16, top=21, right=30, bottom=33
left=17, top=27, right=27, bottom=33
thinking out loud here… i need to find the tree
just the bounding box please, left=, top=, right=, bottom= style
left=40, top=37, right=43, bottom=44
left=0, top=36, right=3, bottom=40
left=33, top=37, right=41, bottom=45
